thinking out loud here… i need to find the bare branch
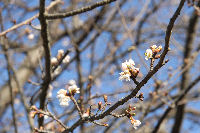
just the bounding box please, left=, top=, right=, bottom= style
left=38, top=0, right=52, bottom=127
left=46, top=0, right=117, bottom=19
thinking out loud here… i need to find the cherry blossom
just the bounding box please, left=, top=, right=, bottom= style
left=62, top=55, right=70, bottom=64
left=145, top=49, right=153, bottom=60
left=130, top=116, right=141, bottom=129
left=57, top=89, right=70, bottom=106
left=119, top=59, right=139, bottom=81
left=57, top=80, right=80, bottom=106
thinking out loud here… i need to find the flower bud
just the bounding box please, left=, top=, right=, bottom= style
left=51, top=57, right=58, bottom=66
left=57, top=49, right=64, bottom=60
left=103, top=95, right=108, bottom=103
left=98, top=101, right=102, bottom=110
left=104, top=124, right=109, bottom=127
left=132, top=106, right=136, bottom=110
left=28, top=33, right=34, bottom=40
left=62, top=55, right=70, bottom=64
left=131, top=113, right=136, bottom=116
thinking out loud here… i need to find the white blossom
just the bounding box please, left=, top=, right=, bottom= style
left=119, top=59, right=139, bottom=81
left=28, top=33, right=34, bottom=40
left=57, top=80, right=80, bottom=107
left=151, top=45, right=157, bottom=49
left=57, top=89, right=70, bottom=106
left=145, top=45, right=162, bottom=60
left=67, top=80, right=80, bottom=94
left=122, top=59, right=135, bottom=71
left=68, top=84, right=80, bottom=94
left=82, top=113, right=89, bottom=118
left=57, top=49, right=64, bottom=60
left=128, top=59, right=135, bottom=66
left=58, top=49, right=64, bottom=56
left=144, top=49, right=153, bottom=60
left=44, top=115, right=49, bottom=119
left=51, top=57, right=58, bottom=66
left=53, top=66, right=62, bottom=76
left=62, top=55, right=70, bottom=64
left=131, top=118, right=141, bottom=129
left=158, top=45, right=162, bottom=50
left=150, top=45, right=162, bottom=53
left=119, top=70, right=131, bottom=81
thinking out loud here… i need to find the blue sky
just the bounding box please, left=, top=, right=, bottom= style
left=0, top=0, right=200, bottom=132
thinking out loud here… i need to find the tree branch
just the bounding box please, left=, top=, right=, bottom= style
left=38, top=0, right=52, bottom=128
left=45, top=0, right=117, bottom=19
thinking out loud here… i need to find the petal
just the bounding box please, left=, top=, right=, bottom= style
left=122, top=63, right=128, bottom=71
left=128, top=59, right=135, bottom=66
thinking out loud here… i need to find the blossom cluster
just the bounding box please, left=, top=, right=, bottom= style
left=117, top=45, right=163, bottom=129
left=119, top=45, right=162, bottom=82
left=119, top=59, right=139, bottom=81
left=51, top=49, right=70, bottom=66
left=57, top=80, right=80, bottom=106
left=51, top=49, right=70, bottom=76
left=130, top=116, right=141, bottom=129
left=126, top=105, right=141, bottom=129
left=144, top=45, right=162, bottom=60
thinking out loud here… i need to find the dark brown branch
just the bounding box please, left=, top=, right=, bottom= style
left=61, top=0, right=185, bottom=132
left=46, top=0, right=117, bottom=19
left=160, top=0, right=185, bottom=65
left=36, top=108, right=68, bottom=130
left=130, top=76, right=139, bottom=85
left=62, top=41, right=169, bottom=133
left=38, top=0, right=52, bottom=127
left=149, top=1, right=187, bottom=132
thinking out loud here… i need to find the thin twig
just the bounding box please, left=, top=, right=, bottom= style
left=92, top=121, right=108, bottom=127
left=48, top=111, right=68, bottom=129
left=46, top=0, right=117, bottom=19
left=34, top=128, right=54, bottom=133
left=150, top=58, right=155, bottom=71
left=70, top=96, right=83, bottom=119
left=61, top=0, right=185, bottom=131
left=110, top=113, right=126, bottom=118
